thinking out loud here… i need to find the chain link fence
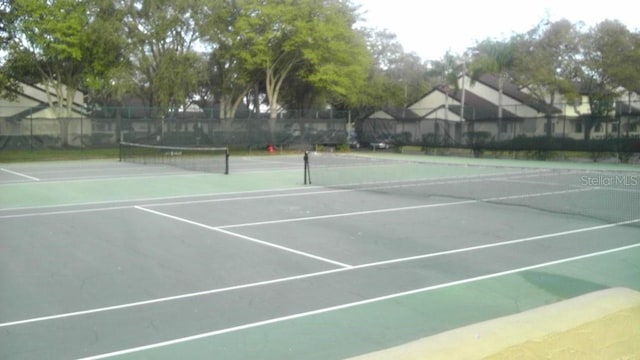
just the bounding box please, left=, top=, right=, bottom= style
left=0, top=106, right=356, bottom=152
left=1, top=105, right=639, bottom=161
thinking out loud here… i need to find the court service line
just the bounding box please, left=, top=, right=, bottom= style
left=0, top=168, right=40, bottom=181
left=218, top=187, right=595, bottom=229
left=2, top=217, right=637, bottom=329
left=130, top=171, right=520, bottom=209
left=0, top=171, right=212, bottom=186
left=134, top=205, right=352, bottom=268
left=0, top=167, right=540, bottom=213
left=0, top=169, right=568, bottom=215
left=79, top=241, right=640, bottom=360
left=0, top=205, right=136, bottom=219
left=0, top=170, right=539, bottom=217
left=0, top=186, right=331, bottom=216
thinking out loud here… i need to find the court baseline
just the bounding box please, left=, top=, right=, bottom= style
left=78, top=242, right=640, bottom=360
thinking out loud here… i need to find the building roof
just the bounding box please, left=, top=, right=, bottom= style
left=616, top=101, right=640, bottom=116
left=436, top=85, right=521, bottom=121
left=472, top=74, right=561, bottom=115
left=2, top=82, right=86, bottom=119
left=364, top=107, right=422, bottom=121
left=406, top=73, right=562, bottom=117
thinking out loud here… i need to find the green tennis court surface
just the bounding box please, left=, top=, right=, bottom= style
left=1, top=154, right=638, bottom=359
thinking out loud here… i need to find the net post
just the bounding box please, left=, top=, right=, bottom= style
left=225, top=148, right=230, bottom=175
left=118, top=133, right=124, bottom=162
left=304, top=151, right=311, bottom=185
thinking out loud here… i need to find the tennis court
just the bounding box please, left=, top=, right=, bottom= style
left=1, top=152, right=639, bottom=359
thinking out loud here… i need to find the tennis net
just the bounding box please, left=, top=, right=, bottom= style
left=303, top=152, right=640, bottom=226
left=119, top=142, right=229, bottom=174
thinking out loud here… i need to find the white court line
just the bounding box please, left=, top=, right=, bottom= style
left=0, top=170, right=574, bottom=218
left=130, top=171, right=592, bottom=211
left=0, top=186, right=322, bottom=215
left=0, top=167, right=540, bottom=211
left=218, top=187, right=595, bottom=229
left=0, top=205, right=134, bottom=219
left=2, top=217, right=637, bottom=329
left=134, top=206, right=352, bottom=268
left=0, top=171, right=208, bottom=186
left=135, top=188, right=596, bottom=265
left=0, top=168, right=578, bottom=215
left=500, top=177, right=640, bottom=194
left=0, top=168, right=40, bottom=181
left=79, top=241, right=640, bottom=360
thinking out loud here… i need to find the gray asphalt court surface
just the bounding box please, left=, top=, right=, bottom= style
left=1, top=153, right=639, bottom=359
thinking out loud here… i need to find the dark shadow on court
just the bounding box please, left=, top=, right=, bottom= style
left=520, top=271, right=608, bottom=299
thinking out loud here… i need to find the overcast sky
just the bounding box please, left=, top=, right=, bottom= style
left=353, top=0, right=640, bottom=61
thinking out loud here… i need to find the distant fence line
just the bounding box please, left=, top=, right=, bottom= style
left=0, top=108, right=355, bottom=150
left=1, top=105, right=639, bottom=159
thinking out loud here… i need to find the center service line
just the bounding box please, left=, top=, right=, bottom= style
left=1, top=218, right=637, bottom=329
left=218, top=187, right=594, bottom=229
left=134, top=206, right=352, bottom=268
left=0, top=167, right=40, bottom=181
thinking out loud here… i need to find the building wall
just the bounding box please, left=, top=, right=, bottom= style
left=423, top=107, right=462, bottom=122
left=0, top=99, right=42, bottom=117
left=367, top=110, right=395, bottom=120
left=410, top=91, right=462, bottom=120
left=0, top=83, right=89, bottom=146
left=21, top=83, right=85, bottom=108
left=558, top=95, right=590, bottom=117
left=459, top=75, right=541, bottom=118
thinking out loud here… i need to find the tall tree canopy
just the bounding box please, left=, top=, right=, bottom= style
left=360, top=28, right=432, bottom=110
left=578, top=20, right=637, bottom=139
left=511, top=19, right=582, bottom=135
left=0, top=0, right=17, bottom=98
left=122, top=0, right=205, bottom=113
left=7, top=0, right=105, bottom=144
left=230, top=0, right=370, bottom=121
left=469, top=38, right=516, bottom=139
left=3, top=0, right=638, bottom=134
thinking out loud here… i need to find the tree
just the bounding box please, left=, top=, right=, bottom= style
left=429, top=51, right=464, bottom=120
left=578, top=20, right=632, bottom=140
left=205, top=49, right=256, bottom=124
left=198, top=0, right=258, bottom=124
left=293, top=0, right=370, bottom=109
left=358, top=28, right=431, bottom=111
left=81, top=0, right=131, bottom=108
left=8, top=0, right=90, bottom=146
left=469, top=38, right=516, bottom=140
left=603, top=23, right=640, bottom=119
left=123, top=0, right=204, bottom=116
left=358, top=28, right=405, bottom=109
left=365, top=28, right=404, bottom=70
left=512, top=19, right=582, bottom=136
left=232, top=0, right=370, bottom=135
left=386, top=53, right=431, bottom=109
left=0, top=0, right=19, bottom=99
left=0, top=0, right=9, bottom=47
left=7, top=0, right=130, bottom=144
